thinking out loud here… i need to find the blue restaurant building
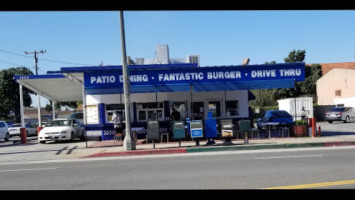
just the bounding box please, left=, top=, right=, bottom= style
left=15, top=60, right=305, bottom=141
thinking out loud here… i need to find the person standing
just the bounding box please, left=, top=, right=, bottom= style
left=112, top=111, right=123, bottom=140
left=171, top=108, right=181, bottom=121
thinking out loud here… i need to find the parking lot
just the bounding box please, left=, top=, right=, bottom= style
left=317, top=121, right=355, bottom=136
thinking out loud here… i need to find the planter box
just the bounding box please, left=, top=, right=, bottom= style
left=292, top=125, right=308, bottom=136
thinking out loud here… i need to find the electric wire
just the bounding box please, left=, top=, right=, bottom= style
left=0, top=48, right=97, bottom=67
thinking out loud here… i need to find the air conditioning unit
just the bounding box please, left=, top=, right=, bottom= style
left=135, top=58, right=145, bottom=65
left=154, top=45, right=170, bottom=64
left=187, top=55, right=200, bottom=66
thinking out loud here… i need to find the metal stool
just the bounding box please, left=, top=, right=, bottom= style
left=251, top=128, right=260, bottom=138
left=280, top=127, right=289, bottom=137
left=160, top=133, right=169, bottom=143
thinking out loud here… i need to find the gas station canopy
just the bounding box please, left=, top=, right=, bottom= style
left=15, top=74, right=83, bottom=102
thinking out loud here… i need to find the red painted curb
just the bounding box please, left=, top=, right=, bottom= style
left=323, top=141, right=355, bottom=147
left=83, top=148, right=187, bottom=158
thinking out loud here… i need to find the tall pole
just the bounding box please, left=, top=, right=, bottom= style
left=25, top=50, right=46, bottom=127
left=119, top=11, right=135, bottom=150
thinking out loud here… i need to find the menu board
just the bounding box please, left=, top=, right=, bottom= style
left=85, top=105, right=99, bottom=124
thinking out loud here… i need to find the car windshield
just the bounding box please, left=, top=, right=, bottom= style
left=47, top=120, right=71, bottom=127
left=10, top=124, right=21, bottom=127
left=265, top=110, right=291, bottom=117
left=330, top=107, right=345, bottom=112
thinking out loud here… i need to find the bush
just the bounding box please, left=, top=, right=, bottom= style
left=295, top=120, right=307, bottom=125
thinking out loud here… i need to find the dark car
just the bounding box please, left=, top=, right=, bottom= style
left=325, top=107, right=355, bottom=123
left=257, top=110, right=293, bottom=129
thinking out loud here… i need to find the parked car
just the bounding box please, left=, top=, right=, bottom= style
left=8, top=123, right=37, bottom=137
left=325, top=107, right=355, bottom=123
left=0, top=121, right=9, bottom=141
left=69, top=112, right=83, bottom=124
left=257, top=110, right=294, bottom=129
left=38, top=118, right=85, bottom=144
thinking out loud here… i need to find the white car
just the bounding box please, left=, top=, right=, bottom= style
left=0, top=121, right=9, bottom=141
left=8, top=123, right=37, bottom=137
left=38, top=119, right=85, bottom=144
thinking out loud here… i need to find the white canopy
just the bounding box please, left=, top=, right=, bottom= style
left=15, top=74, right=83, bottom=102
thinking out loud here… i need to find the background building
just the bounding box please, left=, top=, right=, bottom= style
left=317, top=68, right=355, bottom=107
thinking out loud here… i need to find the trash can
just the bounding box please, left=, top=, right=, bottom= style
left=147, top=120, right=160, bottom=141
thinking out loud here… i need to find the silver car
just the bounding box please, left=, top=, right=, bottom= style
left=325, top=107, right=355, bottom=123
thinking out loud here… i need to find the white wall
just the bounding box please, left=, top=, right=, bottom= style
left=85, top=90, right=250, bottom=122
left=278, top=97, right=313, bottom=120
left=333, top=97, right=355, bottom=108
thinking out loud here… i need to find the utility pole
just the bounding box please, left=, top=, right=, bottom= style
left=25, top=50, right=46, bottom=127
left=119, top=11, right=135, bottom=150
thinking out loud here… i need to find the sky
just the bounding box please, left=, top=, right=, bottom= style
left=1, top=10, right=355, bottom=107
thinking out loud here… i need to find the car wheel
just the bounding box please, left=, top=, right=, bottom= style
left=345, top=116, right=350, bottom=123
left=328, top=121, right=333, bottom=124
left=70, top=132, right=74, bottom=142
left=5, top=133, right=9, bottom=141
left=40, top=141, right=46, bottom=144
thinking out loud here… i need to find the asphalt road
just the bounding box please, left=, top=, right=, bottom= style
left=0, top=146, right=355, bottom=190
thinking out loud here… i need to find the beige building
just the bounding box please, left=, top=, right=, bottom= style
left=317, top=68, right=355, bottom=106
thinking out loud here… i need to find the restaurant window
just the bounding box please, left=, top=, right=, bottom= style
left=192, top=102, right=204, bottom=120
left=106, top=104, right=125, bottom=123
left=208, top=100, right=221, bottom=118
left=170, top=102, right=186, bottom=120
left=137, top=102, right=164, bottom=121
left=225, top=101, right=239, bottom=117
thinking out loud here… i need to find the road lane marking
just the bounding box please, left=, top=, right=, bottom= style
left=0, top=167, right=58, bottom=173
left=254, top=154, right=323, bottom=160
left=263, top=180, right=355, bottom=189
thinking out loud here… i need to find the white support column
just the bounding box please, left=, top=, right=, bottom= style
left=82, top=85, right=87, bottom=125
left=38, top=95, right=41, bottom=127
left=52, top=100, right=56, bottom=120
left=19, top=84, right=25, bottom=128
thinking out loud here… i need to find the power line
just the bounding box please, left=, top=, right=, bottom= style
left=0, top=48, right=96, bottom=66
left=0, top=49, right=33, bottom=59
left=39, top=57, right=95, bottom=66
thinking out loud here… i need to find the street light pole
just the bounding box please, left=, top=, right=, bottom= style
left=119, top=11, right=135, bottom=150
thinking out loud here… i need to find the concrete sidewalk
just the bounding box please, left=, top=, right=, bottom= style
left=2, top=122, right=355, bottom=164
left=81, top=134, right=355, bottom=159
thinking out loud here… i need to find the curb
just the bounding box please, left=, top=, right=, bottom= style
left=82, top=148, right=187, bottom=158
left=81, top=141, right=355, bottom=159
left=186, top=141, right=355, bottom=153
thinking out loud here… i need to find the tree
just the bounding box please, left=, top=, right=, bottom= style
left=250, top=61, right=278, bottom=107
left=273, top=49, right=307, bottom=100
left=299, top=64, right=322, bottom=102
left=284, top=49, right=306, bottom=63
left=0, top=67, right=34, bottom=122
left=44, top=100, right=80, bottom=112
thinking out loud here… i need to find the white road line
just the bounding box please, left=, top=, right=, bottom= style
left=0, top=167, right=58, bottom=173
left=254, top=154, right=323, bottom=160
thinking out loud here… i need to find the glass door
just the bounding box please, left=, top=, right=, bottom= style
left=207, top=100, right=221, bottom=118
